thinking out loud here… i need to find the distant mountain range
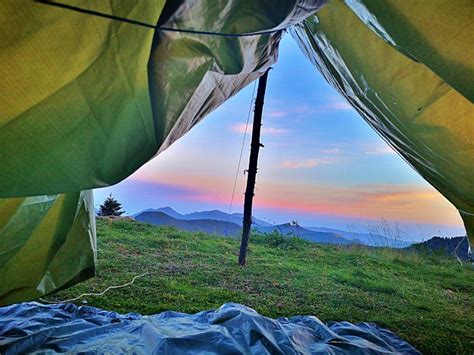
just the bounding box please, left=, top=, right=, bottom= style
left=306, top=226, right=411, bottom=248
left=111, top=207, right=472, bottom=258
left=135, top=211, right=242, bottom=237
left=134, top=207, right=272, bottom=227
left=132, top=207, right=417, bottom=248
left=253, top=223, right=360, bottom=245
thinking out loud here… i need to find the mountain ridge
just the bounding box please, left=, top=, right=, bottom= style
left=254, top=223, right=361, bottom=246
left=134, top=211, right=242, bottom=237
left=132, top=207, right=419, bottom=248
left=306, top=226, right=411, bottom=248
left=134, top=207, right=272, bottom=227
left=408, top=236, right=469, bottom=261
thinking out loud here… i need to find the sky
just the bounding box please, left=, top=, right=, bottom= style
left=95, top=34, right=465, bottom=242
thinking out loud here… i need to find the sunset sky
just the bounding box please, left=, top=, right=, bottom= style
left=95, top=35, right=465, bottom=241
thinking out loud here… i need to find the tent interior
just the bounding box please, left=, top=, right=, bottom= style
left=0, top=0, right=472, bottom=353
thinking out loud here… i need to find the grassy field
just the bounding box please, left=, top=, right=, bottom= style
left=45, top=219, right=474, bottom=354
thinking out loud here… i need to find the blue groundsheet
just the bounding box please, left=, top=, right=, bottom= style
left=0, top=302, right=419, bottom=354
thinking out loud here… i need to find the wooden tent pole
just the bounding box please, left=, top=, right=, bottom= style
left=238, top=69, right=270, bottom=266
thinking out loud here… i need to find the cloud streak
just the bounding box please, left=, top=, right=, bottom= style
left=129, top=170, right=460, bottom=227
left=364, top=145, right=396, bottom=156
left=281, top=157, right=339, bottom=169
left=231, top=123, right=289, bottom=135
left=264, top=95, right=354, bottom=119
left=268, top=110, right=287, bottom=118
left=281, top=148, right=343, bottom=169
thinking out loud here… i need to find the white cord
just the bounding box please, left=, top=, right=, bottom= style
left=454, top=236, right=466, bottom=266
left=226, top=81, right=258, bottom=229
left=39, top=272, right=149, bottom=304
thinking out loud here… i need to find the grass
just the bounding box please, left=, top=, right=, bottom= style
left=45, top=219, right=474, bottom=354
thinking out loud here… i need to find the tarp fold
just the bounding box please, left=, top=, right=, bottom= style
left=291, top=0, right=474, bottom=247
left=0, top=302, right=420, bottom=354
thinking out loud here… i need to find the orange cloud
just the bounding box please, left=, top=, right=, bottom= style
left=131, top=169, right=462, bottom=227
left=253, top=182, right=460, bottom=226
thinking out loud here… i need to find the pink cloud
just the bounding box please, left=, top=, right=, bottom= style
left=252, top=182, right=459, bottom=225
left=130, top=171, right=461, bottom=226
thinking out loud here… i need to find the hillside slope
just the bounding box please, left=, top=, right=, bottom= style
left=409, top=236, right=469, bottom=261
left=45, top=219, right=474, bottom=354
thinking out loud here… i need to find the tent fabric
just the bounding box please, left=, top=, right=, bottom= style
left=290, top=0, right=474, bottom=247
left=0, top=191, right=96, bottom=306
left=0, top=0, right=165, bottom=198
left=344, top=0, right=474, bottom=103
left=0, top=0, right=323, bottom=198
left=0, top=302, right=420, bottom=354
left=148, top=0, right=326, bottom=156
left=0, top=0, right=323, bottom=304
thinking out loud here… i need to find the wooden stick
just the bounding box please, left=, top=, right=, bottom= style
left=238, top=69, right=270, bottom=266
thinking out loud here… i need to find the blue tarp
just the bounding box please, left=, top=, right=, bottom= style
left=0, top=302, right=419, bottom=354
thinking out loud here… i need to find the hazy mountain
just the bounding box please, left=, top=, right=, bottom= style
left=134, top=207, right=183, bottom=219
left=185, top=210, right=272, bottom=227
left=132, top=207, right=415, bottom=248
left=307, top=226, right=411, bottom=248
left=408, top=236, right=469, bottom=261
left=254, top=223, right=362, bottom=246
left=136, top=207, right=272, bottom=227
left=135, top=211, right=242, bottom=237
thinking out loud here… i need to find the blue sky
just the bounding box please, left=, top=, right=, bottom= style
left=95, top=34, right=465, bottom=241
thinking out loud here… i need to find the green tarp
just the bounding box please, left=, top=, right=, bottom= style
left=0, top=0, right=324, bottom=304
left=0, top=0, right=472, bottom=305
left=0, top=191, right=95, bottom=305
left=291, top=0, right=474, bottom=244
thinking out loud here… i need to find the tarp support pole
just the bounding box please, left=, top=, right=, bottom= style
left=238, top=69, right=270, bottom=266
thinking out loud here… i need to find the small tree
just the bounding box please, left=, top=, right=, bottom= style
left=97, top=194, right=125, bottom=217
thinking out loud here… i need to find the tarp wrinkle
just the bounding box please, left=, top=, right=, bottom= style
left=291, top=0, right=474, bottom=250
left=0, top=302, right=420, bottom=354
left=1, top=0, right=473, bottom=307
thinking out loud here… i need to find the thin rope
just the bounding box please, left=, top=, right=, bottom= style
left=39, top=272, right=149, bottom=304
left=35, top=0, right=283, bottom=37
left=227, top=81, right=257, bottom=226
left=454, top=236, right=466, bottom=266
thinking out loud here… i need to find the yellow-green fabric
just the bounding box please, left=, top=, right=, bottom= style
left=0, top=0, right=321, bottom=198
left=291, top=0, right=474, bottom=244
left=0, top=191, right=95, bottom=306
left=0, top=1, right=322, bottom=304
left=0, top=0, right=165, bottom=198
left=345, top=0, right=474, bottom=102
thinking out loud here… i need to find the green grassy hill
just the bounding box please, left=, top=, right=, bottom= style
left=45, top=219, right=474, bottom=354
